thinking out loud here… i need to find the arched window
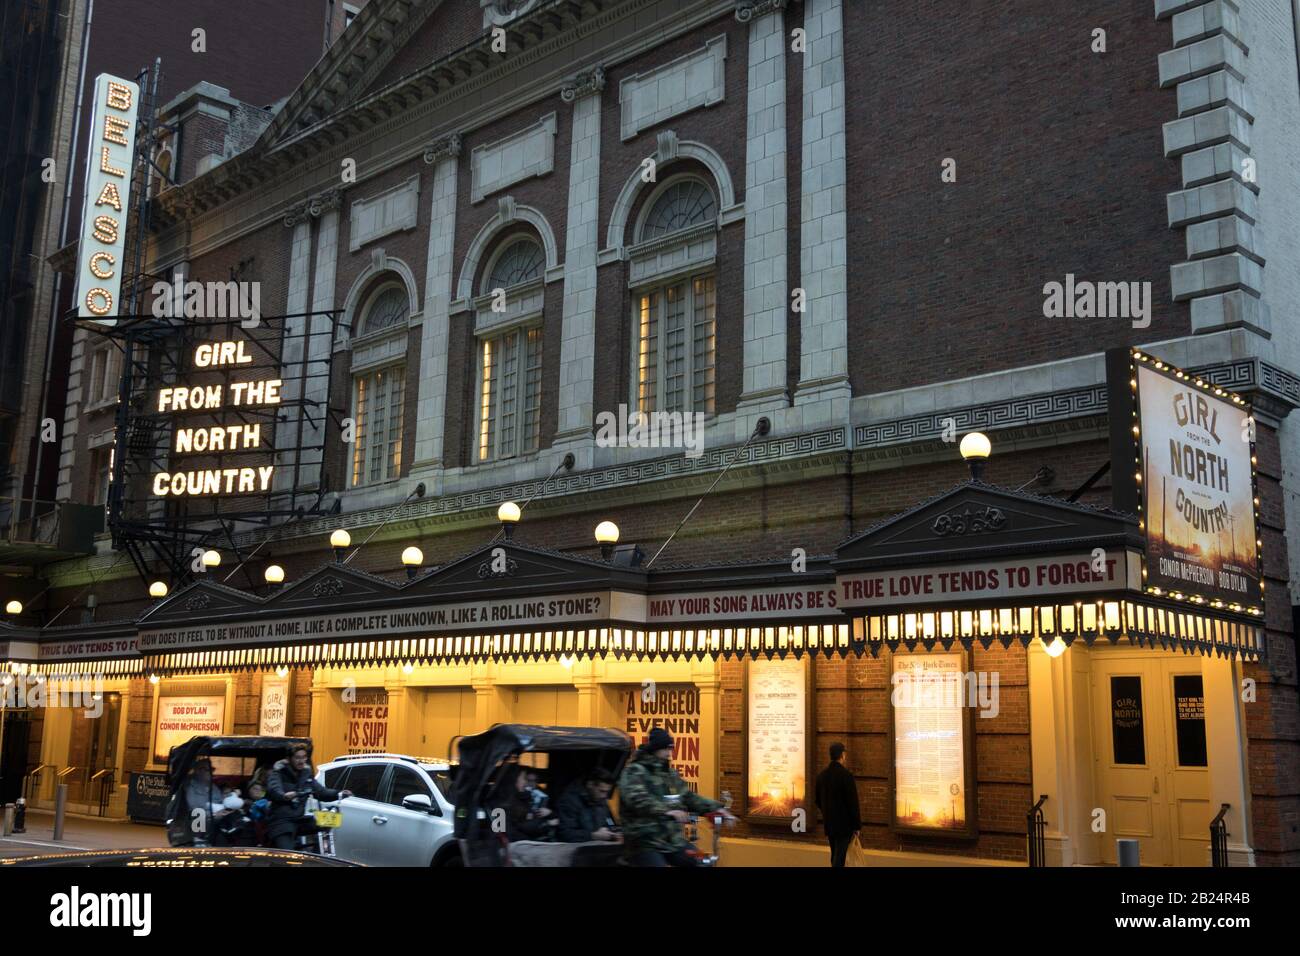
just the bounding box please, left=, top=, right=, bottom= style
left=639, top=178, right=717, bottom=242
left=357, top=284, right=409, bottom=336
left=483, top=237, right=545, bottom=293
left=349, top=282, right=409, bottom=487
left=631, top=177, right=717, bottom=415
left=474, top=235, right=545, bottom=463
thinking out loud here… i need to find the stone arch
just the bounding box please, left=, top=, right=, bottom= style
left=455, top=197, right=560, bottom=304
left=604, top=137, right=737, bottom=253
left=336, top=248, right=420, bottom=349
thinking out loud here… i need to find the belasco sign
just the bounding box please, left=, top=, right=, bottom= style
left=77, top=74, right=139, bottom=324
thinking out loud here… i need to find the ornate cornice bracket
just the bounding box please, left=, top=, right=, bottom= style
left=735, top=0, right=789, bottom=23
left=423, top=132, right=463, bottom=165
left=283, top=186, right=345, bottom=228
left=560, top=65, right=606, bottom=103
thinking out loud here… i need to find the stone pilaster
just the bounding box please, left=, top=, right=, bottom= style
left=738, top=3, right=790, bottom=413
left=796, top=0, right=850, bottom=411
left=553, top=69, right=604, bottom=460
left=412, top=134, right=461, bottom=481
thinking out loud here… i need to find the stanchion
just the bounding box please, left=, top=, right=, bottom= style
left=53, top=784, right=68, bottom=841
left=13, top=797, right=25, bottom=833
left=2, top=803, right=13, bottom=836
left=1117, top=838, right=1140, bottom=866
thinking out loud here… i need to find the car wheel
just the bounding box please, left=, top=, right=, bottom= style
left=433, top=847, right=463, bottom=867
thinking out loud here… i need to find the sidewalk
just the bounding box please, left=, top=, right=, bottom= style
left=0, top=810, right=166, bottom=859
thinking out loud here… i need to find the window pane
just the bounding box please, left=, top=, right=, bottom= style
left=499, top=331, right=519, bottom=458
left=479, top=339, right=496, bottom=461
left=663, top=284, right=687, bottom=413
left=523, top=328, right=542, bottom=452
left=486, top=239, right=545, bottom=292
left=351, top=376, right=368, bottom=486
left=369, top=370, right=389, bottom=483
left=692, top=275, right=716, bottom=414
left=641, top=180, right=718, bottom=241
left=386, top=366, right=404, bottom=480
left=637, top=293, right=658, bottom=414
left=385, top=766, right=431, bottom=806
left=362, top=287, right=408, bottom=335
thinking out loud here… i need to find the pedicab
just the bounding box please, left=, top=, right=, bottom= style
left=451, top=724, right=633, bottom=867
left=450, top=723, right=732, bottom=867
left=165, top=735, right=343, bottom=854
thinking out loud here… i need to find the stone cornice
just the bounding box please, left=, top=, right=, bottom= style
left=422, top=132, right=463, bottom=164
left=560, top=64, right=606, bottom=101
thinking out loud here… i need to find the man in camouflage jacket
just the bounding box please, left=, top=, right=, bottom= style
left=618, top=727, right=734, bottom=866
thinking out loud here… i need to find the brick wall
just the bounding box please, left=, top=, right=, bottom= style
left=843, top=0, right=1189, bottom=393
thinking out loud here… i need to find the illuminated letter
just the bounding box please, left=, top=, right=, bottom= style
left=85, top=288, right=112, bottom=316
left=153, top=473, right=169, bottom=496
left=99, top=147, right=125, bottom=178
left=103, top=115, right=130, bottom=146
left=92, top=215, right=119, bottom=243
left=106, top=82, right=133, bottom=111
left=95, top=182, right=122, bottom=211
left=89, top=252, right=115, bottom=279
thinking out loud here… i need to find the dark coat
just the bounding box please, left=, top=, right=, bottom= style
left=264, top=759, right=342, bottom=841
left=814, top=760, right=861, bottom=837
left=555, top=780, right=615, bottom=843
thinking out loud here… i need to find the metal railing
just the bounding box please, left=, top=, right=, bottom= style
left=91, top=768, right=116, bottom=816
left=23, top=764, right=49, bottom=801
left=0, top=496, right=62, bottom=547
left=1027, top=794, right=1049, bottom=867
left=1211, top=803, right=1231, bottom=867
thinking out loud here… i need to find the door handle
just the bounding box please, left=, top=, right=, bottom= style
left=372, top=815, right=388, bottom=824
left=1153, top=776, right=1159, bottom=794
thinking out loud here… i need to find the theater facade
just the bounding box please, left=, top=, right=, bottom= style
left=4, top=0, right=1300, bottom=867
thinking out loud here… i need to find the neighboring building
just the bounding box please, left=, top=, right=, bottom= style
left=2, top=0, right=1298, bottom=866
left=0, top=0, right=364, bottom=809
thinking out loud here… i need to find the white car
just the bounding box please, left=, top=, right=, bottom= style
left=316, top=753, right=459, bottom=866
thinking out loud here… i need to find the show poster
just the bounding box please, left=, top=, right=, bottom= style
left=259, top=676, right=289, bottom=736
left=346, top=689, right=389, bottom=754
left=892, top=653, right=966, bottom=831
left=1137, top=361, right=1260, bottom=608
left=620, top=684, right=701, bottom=790
left=746, top=657, right=807, bottom=818
left=154, top=695, right=225, bottom=763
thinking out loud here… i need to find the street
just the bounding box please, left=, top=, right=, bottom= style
left=0, top=811, right=165, bottom=860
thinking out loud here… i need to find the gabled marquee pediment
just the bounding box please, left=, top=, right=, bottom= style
left=267, top=563, right=401, bottom=612
left=138, top=578, right=269, bottom=626
left=834, top=482, right=1139, bottom=570
left=403, top=541, right=646, bottom=601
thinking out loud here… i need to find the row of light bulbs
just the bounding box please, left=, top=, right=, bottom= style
left=5, top=432, right=993, bottom=616
left=5, top=502, right=622, bottom=615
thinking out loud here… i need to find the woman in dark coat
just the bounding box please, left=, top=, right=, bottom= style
left=264, top=744, right=351, bottom=850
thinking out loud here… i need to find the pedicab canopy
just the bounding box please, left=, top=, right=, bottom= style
left=166, top=735, right=312, bottom=788
left=451, top=724, right=632, bottom=841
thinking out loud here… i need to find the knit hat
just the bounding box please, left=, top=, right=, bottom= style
left=644, top=727, right=674, bottom=752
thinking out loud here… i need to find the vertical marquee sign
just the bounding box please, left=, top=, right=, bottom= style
left=744, top=657, right=810, bottom=823
left=1108, top=348, right=1263, bottom=615
left=77, top=73, right=140, bottom=324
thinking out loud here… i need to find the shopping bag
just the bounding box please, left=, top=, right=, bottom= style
left=845, top=836, right=868, bottom=867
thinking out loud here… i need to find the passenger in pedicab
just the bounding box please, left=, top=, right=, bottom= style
left=556, top=768, right=621, bottom=844
left=178, top=758, right=235, bottom=847
left=618, top=727, right=736, bottom=867
left=494, top=762, right=559, bottom=842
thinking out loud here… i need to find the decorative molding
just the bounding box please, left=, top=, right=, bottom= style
left=477, top=556, right=519, bottom=578
left=932, top=506, right=1006, bottom=537
left=735, top=0, right=788, bottom=22
left=619, top=34, right=727, bottom=141
left=311, top=577, right=346, bottom=597
left=561, top=65, right=606, bottom=102
left=470, top=112, right=557, bottom=203
left=481, top=0, right=539, bottom=29
left=283, top=186, right=344, bottom=227
left=349, top=175, right=420, bottom=252
left=422, top=132, right=462, bottom=165
left=856, top=386, right=1109, bottom=448
left=184, top=593, right=212, bottom=611
left=455, top=201, right=560, bottom=304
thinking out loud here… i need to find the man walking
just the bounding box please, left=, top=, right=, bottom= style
left=814, top=742, right=861, bottom=867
